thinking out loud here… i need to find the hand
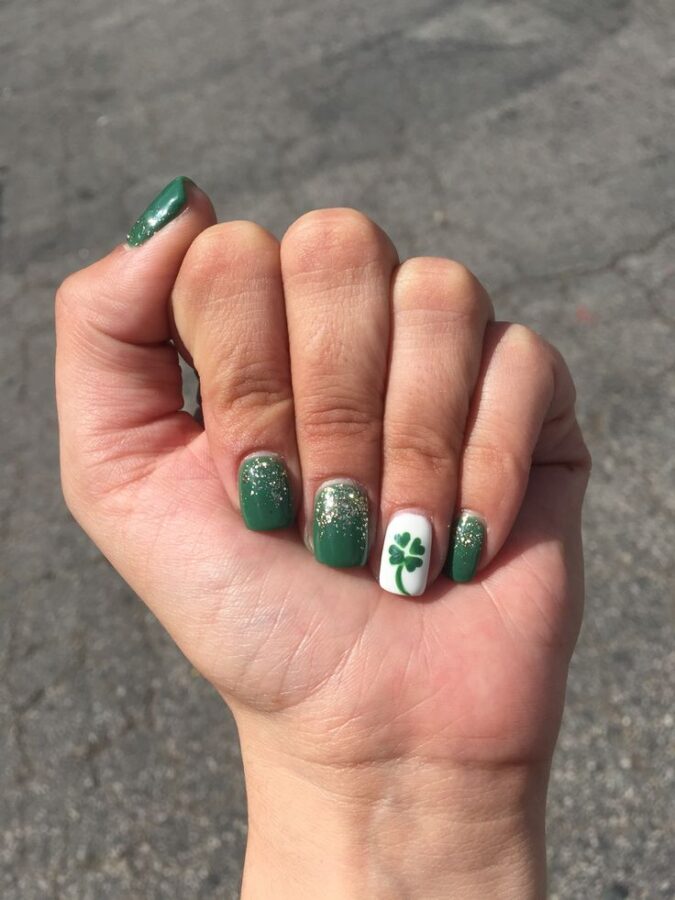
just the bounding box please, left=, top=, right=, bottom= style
left=56, top=178, right=591, bottom=898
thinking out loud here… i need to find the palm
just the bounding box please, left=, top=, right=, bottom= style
left=113, top=428, right=584, bottom=770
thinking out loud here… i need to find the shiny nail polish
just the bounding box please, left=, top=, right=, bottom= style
left=444, top=511, right=485, bottom=583
left=126, top=176, right=190, bottom=246
left=313, top=481, right=369, bottom=568
left=238, top=454, right=294, bottom=531
left=379, top=512, right=432, bottom=597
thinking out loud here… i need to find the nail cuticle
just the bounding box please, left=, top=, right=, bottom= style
left=242, top=450, right=281, bottom=462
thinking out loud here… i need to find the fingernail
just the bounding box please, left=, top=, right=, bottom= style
left=313, top=481, right=369, bottom=568
left=126, top=176, right=191, bottom=246
left=379, top=512, right=431, bottom=597
left=444, top=511, right=485, bottom=582
left=238, top=454, right=294, bottom=531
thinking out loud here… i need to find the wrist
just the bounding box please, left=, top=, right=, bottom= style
left=239, top=741, right=549, bottom=899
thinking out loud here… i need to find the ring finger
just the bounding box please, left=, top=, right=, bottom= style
left=378, top=258, right=493, bottom=596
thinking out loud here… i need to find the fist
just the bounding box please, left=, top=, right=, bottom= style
left=172, top=207, right=582, bottom=595
left=56, top=181, right=589, bottom=771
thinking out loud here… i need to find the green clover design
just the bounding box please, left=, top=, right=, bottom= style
left=389, top=545, right=405, bottom=565
left=388, top=531, right=426, bottom=595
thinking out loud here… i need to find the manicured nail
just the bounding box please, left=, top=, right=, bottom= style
left=126, top=176, right=191, bottom=246
left=379, top=512, right=432, bottom=597
left=444, top=511, right=485, bottom=582
left=313, top=481, right=369, bottom=568
left=238, top=454, right=294, bottom=531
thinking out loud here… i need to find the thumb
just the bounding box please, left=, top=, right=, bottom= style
left=56, top=176, right=216, bottom=516
left=55, top=178, right=294, bottom=681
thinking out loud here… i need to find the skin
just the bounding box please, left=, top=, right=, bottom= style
left=55, top=183, right=591, bottom=898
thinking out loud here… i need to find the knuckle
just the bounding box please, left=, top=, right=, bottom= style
left=299, top=396, right=381, bottom=445
left=210, top=357, right=291, bottom=413
left=578, top=437, right=593, bottom=472
left=398, top=257, right=474, bottom=290
left=502, top=324, right=560, bottom=401
left=394, top=257, right=490, bottom=321
left=549, top=342, right=577, bottom=406
left=503, top=327, right=582, bottom=433
left=463, top=442, right=530, bottom=492
left=184, top=220, right=278, bottom=283
left=385, top=420, right=455, bottom=477
left=441, top=259, right=482, bottom=302
left=282, top=208, right=390, bottom=278
left=504, top=324, right=551, bottom=369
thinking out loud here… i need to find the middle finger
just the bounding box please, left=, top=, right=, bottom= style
left=281, top=209, right=397, bottom=569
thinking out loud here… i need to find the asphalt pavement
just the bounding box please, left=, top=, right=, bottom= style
left=1, top=0, right=673, bottom=897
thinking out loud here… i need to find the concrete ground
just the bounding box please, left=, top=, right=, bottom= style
left=1, top=0, right=673, bottom=896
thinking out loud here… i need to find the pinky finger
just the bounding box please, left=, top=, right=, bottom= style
left=445, top=322, right=590, bottom=582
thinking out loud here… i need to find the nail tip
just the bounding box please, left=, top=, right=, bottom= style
left=444, top=510, right=484, bottom=585
left=379, top=583, right=426, bottom=598
left=243, top=515, right=294, bottom=533
left=314, top=546, right=367, bottom=569
left=313, top=481, right=369, bottom=570
left=125, top=176, right=191, bottom=246
left=315, top=558, right=363, bottom=570
left=125, top=227, right=147, bottom=247
left=248, top=525, right=292, bottom=533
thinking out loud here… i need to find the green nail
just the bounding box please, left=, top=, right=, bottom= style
left=126, top=176, right=191, bottom=246
left=313, top=482, right=369, bottom=568
left=444, top=512, right=485, bottom=583
left=238, top=455, right=294, bottom=531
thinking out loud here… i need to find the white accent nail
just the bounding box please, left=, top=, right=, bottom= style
left=379, top=512, right=432, bottom=597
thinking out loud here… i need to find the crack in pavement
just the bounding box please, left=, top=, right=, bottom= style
left=494, top=224, right=675, bottom=303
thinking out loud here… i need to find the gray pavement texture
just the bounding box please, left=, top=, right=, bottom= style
left=1, top=0, right=674, bottom=897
